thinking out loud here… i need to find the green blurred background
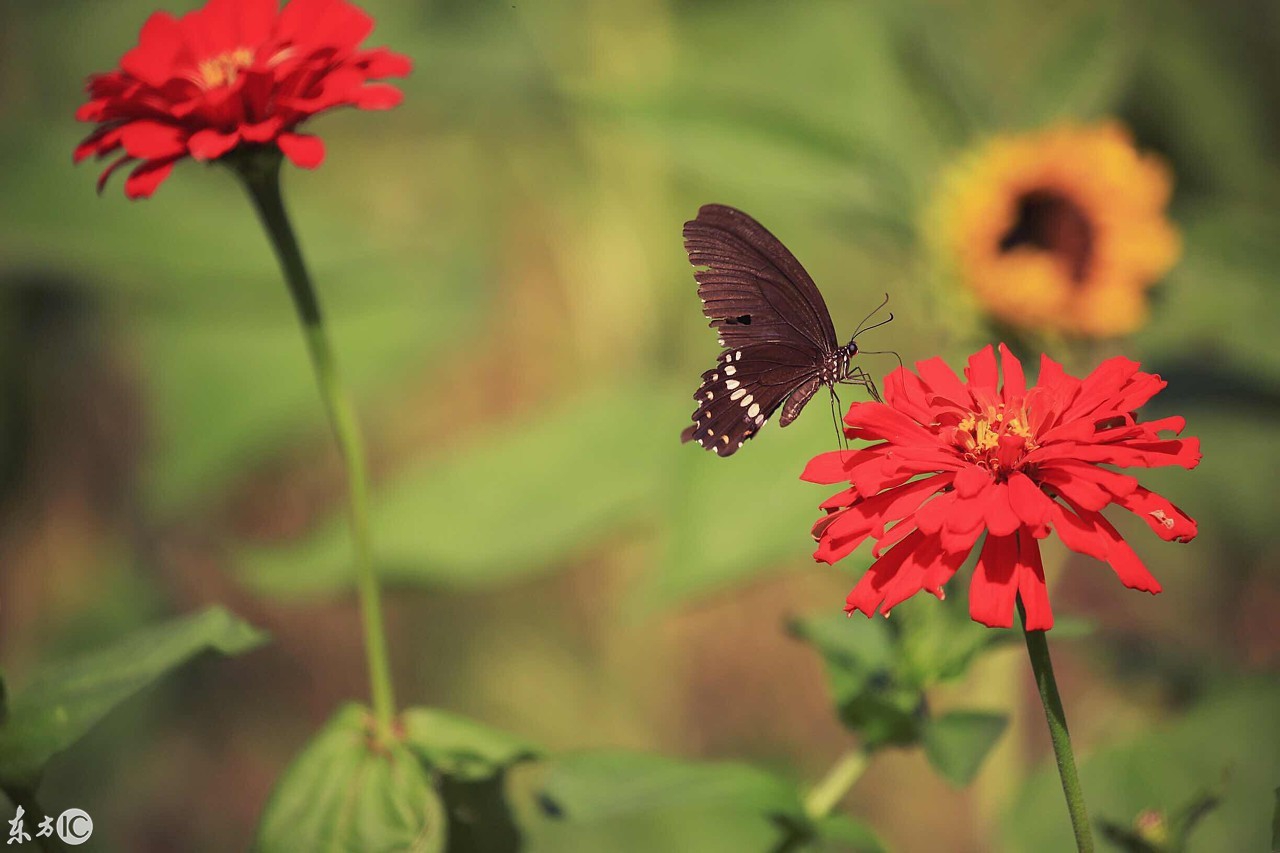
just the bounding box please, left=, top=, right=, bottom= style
left=1, top=0, right=1278, bottom=850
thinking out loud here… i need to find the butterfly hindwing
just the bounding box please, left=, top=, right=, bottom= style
left=684, top=343, right=821, bottom=457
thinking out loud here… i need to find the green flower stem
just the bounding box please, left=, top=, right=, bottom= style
left=233, top=150, right=396, bottom=739
left=803, top=747, right=869, bottom=821
left=1020, top=599, right=1093, bottom=852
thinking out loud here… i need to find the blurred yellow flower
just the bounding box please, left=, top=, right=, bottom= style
left=931, top=122, right=1180, bottom=337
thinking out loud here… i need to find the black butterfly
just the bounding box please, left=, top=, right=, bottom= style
left=680, top=204, right=890, bottom=457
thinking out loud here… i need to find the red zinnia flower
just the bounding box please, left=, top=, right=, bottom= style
left=803, top=344, right=1199, bottom=630
left=74, top=0, right=412, bottom=198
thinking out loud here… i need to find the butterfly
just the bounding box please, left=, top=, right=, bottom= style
left=680, top=204, right=892, bottom=457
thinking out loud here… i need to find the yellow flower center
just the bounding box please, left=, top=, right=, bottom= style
left=999, top=189, right=1094, bottom=283
left=953, top=403, right=1038, bottom=479
left=197, top=48, right=255, bottom=90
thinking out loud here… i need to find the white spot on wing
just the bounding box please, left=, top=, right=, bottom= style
left=748, top=403, right=760, bottom=418
left=730, top=388, right=746, bottom=401
left=739, top=394, right=753, bottom=408
left=724, top=365, right=736, bottom=376
left=725, top=380, right=740, bottom=390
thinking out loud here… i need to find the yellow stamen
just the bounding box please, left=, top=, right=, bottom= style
left=197, top=47, right=254, bottom=89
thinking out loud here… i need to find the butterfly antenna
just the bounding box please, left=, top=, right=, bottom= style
left=853, top=292, right=893, bottom=338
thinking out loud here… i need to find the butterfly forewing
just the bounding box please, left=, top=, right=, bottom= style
left=683, top=204, right=841, bottom=455
left=684, top=204, right=839, bottom=354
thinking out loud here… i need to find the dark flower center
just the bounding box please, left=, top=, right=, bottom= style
left=998, top=190, right=1093, bottom=282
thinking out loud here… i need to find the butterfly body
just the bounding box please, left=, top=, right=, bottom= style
left=681, top=205, right=883, bottom=457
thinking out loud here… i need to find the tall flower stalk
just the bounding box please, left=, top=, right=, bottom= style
left=231, top=147, right=396, bottom=736
left=1020, top=599, right=1092, bottom=851
left=74, top=0, right=414, bottom=738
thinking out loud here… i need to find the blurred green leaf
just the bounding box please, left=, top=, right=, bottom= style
left=400, top=708, right=539, bottom=782
left=519, top=750, right=809, bottom=853
left=0, top=607, right=266, bottom=791
left=441, top=773, right=523, bottom=853
left=534, top=751, right=804, bottom=823
left=790, top=613, right=923, bottom=750
left=921, top=711, right=1009, bottom=787
left=1098, top=787, right=1221, bottom=853
left=1006, top=679, right=1280, bottom=852
left=401, top=708, right=537, bottom=853
left=241, top=385, right=678, bottom=596
left=257, top=704, right=446, bottom=853
left=810, top=814, right=887, bottom=853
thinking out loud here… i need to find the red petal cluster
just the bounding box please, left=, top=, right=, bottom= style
left=804, top=344, right=1200, bottom=630
left=74, top=0, right=412, bottom=198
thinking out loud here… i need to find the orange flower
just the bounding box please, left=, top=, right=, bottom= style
left=930, top=122, right=1180, bottom=338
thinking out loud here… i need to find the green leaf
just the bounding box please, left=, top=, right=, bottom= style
left=535, top=751, right=803, bottom=823
left=440, top=774, right=523, bottom=853
left=1098, top=787, right=1222, bottom=853
left=790, top=613, right=923, bottom=749
left=257, top=704, right=446, bottom=853
left=811, top=814, right=887, bottom=852
left=921, top=711, right=1009, bottom=786
left=240, top=385, right=676, bottom=596
left=400, top=708, right=539, bottom=782
left=0, top=606, right=265, bottom=791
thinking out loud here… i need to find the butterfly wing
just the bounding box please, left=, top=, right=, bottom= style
left=682, top=205, right=837, bottom=455
left=683, top=204, right=839, bottom=354
left=682, top=342, right=822, bottom=457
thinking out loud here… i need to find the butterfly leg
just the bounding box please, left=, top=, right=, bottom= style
left=847, top=367, right=883, bottom=403
left=828, top=386, right=849, bottom=450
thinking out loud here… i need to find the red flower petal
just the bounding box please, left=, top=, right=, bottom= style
left=1037, top=462, right=1136, bottom=511
left=964, top=344, right=999, bottom=395
left=1007, top=471, right=1054, bottom=534
left=843, top=402, right=938, bottom=444
left=1029, top=438, right=1201, bottom=470
left=998, top=343, right=1026, bottom=402
left=1016, top=535, right=1053, bottom=630
left=120, top=12, right=185, bottom=86
left=916, top=356, right=971, bottom=409
left=1114, top=486, right=1198, bottom=543
left=1051, top=502, right=1161, bottom=593
left=124, top=158, right=177, bottom=199
left=355, top=82, right=404, bottom=110
left=240, top=118, right=283, bottom=143
left=188, top=128, right=241, bottom=160
left=969, top=534, right=1018, bottom=628
left=278, top=132, right=326, bottom=169
left=120, top=121, right=187, bottom=159
left=356, top=47, right=414, bottom=78
left=800, top=450, right=859, bottom=484
left=983, top=483, right=1021, bottom=537
left=845, top=529, right=927, bottom=618
left=96, top=155, right=135, bottom=194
